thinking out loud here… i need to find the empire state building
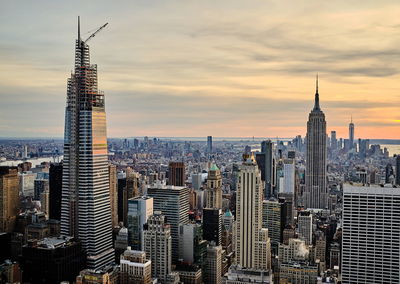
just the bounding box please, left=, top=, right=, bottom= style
left=60, top=18, right=114, bottom=269
left=304, top=77, right=328, bottom=209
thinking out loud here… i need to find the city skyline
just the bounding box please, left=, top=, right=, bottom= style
left=1, top=1, right=400, bottom=139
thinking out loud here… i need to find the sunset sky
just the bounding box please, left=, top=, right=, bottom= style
left=1, top=0, right=400, bottom=139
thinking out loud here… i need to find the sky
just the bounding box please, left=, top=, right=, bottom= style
left=1, top=0, right=400, bottom=139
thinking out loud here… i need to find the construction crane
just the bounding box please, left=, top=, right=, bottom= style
left=84, top=22, right=108, bottom=44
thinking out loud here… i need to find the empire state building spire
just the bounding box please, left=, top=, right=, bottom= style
left=313, top=74, right=320, bottom=111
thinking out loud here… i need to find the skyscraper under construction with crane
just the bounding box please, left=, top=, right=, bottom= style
left=60, top=18, right=114, bottom=269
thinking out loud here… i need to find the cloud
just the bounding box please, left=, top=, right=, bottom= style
left=1, top=0, right=400, bottom=138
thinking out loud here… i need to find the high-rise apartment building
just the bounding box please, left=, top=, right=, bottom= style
left=127, top=196, right=153, bottom=250
left=304, top=77, right=328, bottom=209
left=204, top=164, right=222, bottom=209
left=168, top=162, right=185, bottom=186
left=147, top=183, right=189, bottom=263
left=60, top=18, right=114, bottom=269
left=0, top=167, right=20, bottom=233
left=236, top=154, right=271, bottom=270
left=342, top=185, right=400, bottom=283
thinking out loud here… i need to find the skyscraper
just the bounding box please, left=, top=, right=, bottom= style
left=60, top=18, right=114, bottom=269
left=396, top=155, right=400, bottom=186
left=144, top=212, right=180, bottom=283
left=147, top=183, right=190, bottom=263
left=349, top=117, right=354, bottom=149
left=0, top=167, right=20, bottom=233
left=255, top=140, right=274, bottom=199
left=342, top=185, right=400, bottom=283
left=304, top=77, right=328, bottom=209
left=204, top=164, right=222, bottom=209
left=297, top=211, right=312, bottom=245
left=235, top=154, right=271, bottom=270
left=204, top=244, right=222, bottom=284
left=49, top=163, right=62, bottom=221
left=330, top=130, right=337, bottom=150
left=207, top=136, right=213, bottom=153
left=203, top=208, right=222, bottom=246
left=127, top=196, right=153, bottom=250
left=109, top=164, right=118, bottom=228
left=168, top=162, right=185, bottom=186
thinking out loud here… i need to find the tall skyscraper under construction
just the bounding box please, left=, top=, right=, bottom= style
left=60, top=18, right=114, bottom=269
left=304, top=76, right=328, bottom=209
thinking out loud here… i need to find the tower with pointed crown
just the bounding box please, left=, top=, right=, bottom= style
left=304, top=76, right=328, bottom=209
left=60, top=18, right=114, bottom=269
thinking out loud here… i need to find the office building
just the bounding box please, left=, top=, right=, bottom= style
left=202, top=208, right=222, bottom=246
left=207, top=136, right=213, bottom=153
left=278, top=238, right=310, bottom=264
left=281, top=159, right=295, bottom=194
left=143, top=212, right=180, bottom=283
left=255, top=140, right=275, bottom=199
left=147, top=183, right=189, bottom=263
left=120, top=248, right=152, bottom=284
left=168, top=162, right=185, bottom=186
left=279, top=262, right=318, bottom=283
left=40, top=189, right=50, bottom=217
left=396, top=155, right=400, bottom=185
left=49, top=163, right=62, bottom=221
left=114, top=227, right=128, bottom=260
left=179, top=223, right=207, bottom=265
left=118, top=171, right=140, bottom=226
left=297, top=211, right=313, bottom=245
left=342, top=185, right=400, bottom=283
left=304, top=77, right=328, bottom=209
left=236, top=154, right=271, bottom=270
left=191, top=173, right=203, bottom=191
left=349, top=117, right=355, bottom=149
left=0, top=260, right=22, bottom=284
left=19, top=171, right=35, bottom=196
left=127, top=196, right=153, bottom=250
left=224, top=265, right=273, bottom=284
left=204, top=244, right=222, bottom=284
left=21, top=237, right=86, bottom=284
left=262, top=199, right=282, bottom=250
left=204, top=164, right=222, bottom=209
left=76, top=266, right=119, bottom=284
left=60, top=18, right=114, bottom=269
left=330, top=131, right=337, bottom=150
left=109, top=164, right=118, bottom=228
left=0, top=167, right=19, bottom=233
left=34, top=179, right=49, bottom=201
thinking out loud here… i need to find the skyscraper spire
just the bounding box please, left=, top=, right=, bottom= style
left=313, top=74, right=320, bottom=111
left=78, top=16, right=81, bottom=43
